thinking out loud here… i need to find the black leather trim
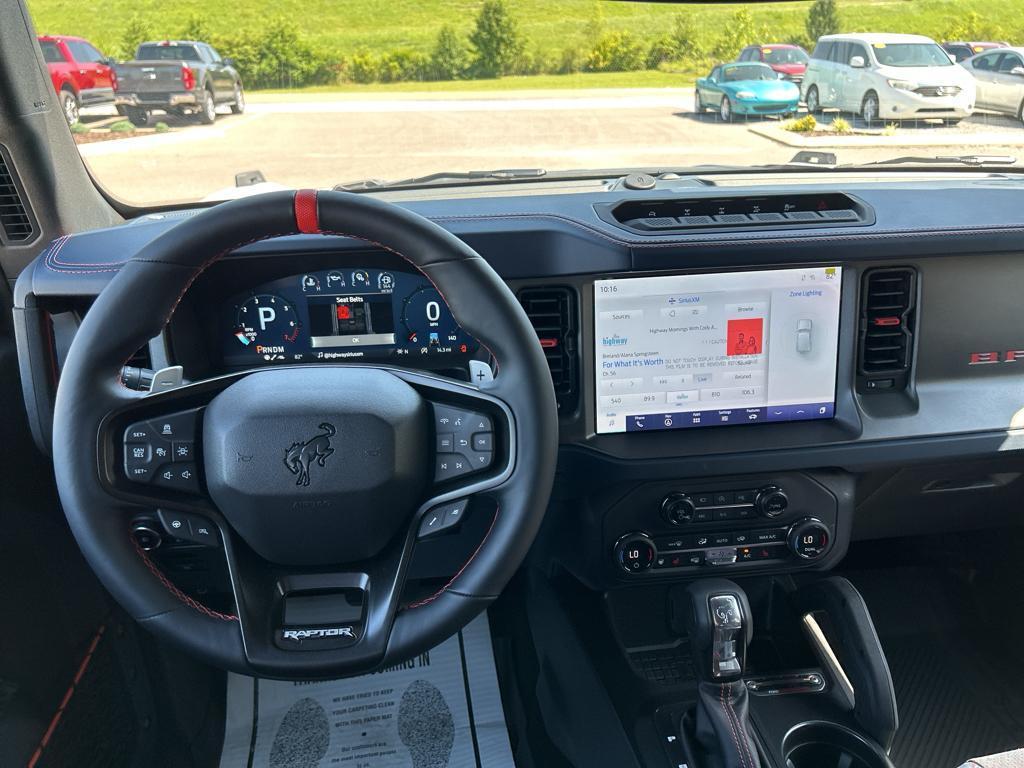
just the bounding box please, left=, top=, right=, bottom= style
left=695, top=680, right=762, bottom=768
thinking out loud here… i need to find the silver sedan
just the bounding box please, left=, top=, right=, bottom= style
left=961, top=46, right=1024, bottom=120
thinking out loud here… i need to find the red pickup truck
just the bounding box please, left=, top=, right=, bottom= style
left=38, top=35, right=116, bottom=125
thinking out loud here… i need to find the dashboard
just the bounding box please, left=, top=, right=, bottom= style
left=14, top=172, right=1024, bottom=590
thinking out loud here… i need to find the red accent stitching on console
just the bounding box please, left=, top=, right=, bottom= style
left=26, top=624, right=105, bottom=768
left=132, top=538, right=238, bottom=621
left=295, top=189, right=321, bottom=234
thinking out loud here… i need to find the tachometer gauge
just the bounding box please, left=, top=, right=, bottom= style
left=233, top=294, right=300, bottom=360
left=400, top=286, right=465, bottom=353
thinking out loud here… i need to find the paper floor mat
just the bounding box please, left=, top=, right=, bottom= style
left=219, top=613, right=514, bottom=768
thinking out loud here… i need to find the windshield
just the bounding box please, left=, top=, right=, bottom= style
left=723, top=64, right=776, bottom=82
left=28, top=0, right=1022, bottom=206
left=872, top=43, right=953, bottom=67
left=762, top=48, right=807, bottom=64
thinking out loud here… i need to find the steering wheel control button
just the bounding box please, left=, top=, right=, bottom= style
left=614, top=533, right=655, bottom=573
left=435, top=454, right=471, bottom=482
left=418, top=499, right=470, bottom=539
left=755, top=486, right=789, bottom=517
left=125, top=423, right=157, bottom=443
left=172, top=441, right=194, bottom=462
left=153, top=462, right=201, bottom=494
left=122, top=409, right=202, bottom=486
left=432, top=403, right=495, bottom=482
left=157, top=509, right=218, bottom=546
left=467, top=451, right=493, bottom=469
left=788, top=518, right=831, bottom=560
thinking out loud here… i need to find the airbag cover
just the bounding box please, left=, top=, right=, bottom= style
left=203, top=368, right=429, bottom=565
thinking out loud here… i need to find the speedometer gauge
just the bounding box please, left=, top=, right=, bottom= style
left=233, top=294, right=301, bottom=360
left=400, top=286, right=466, bottom=353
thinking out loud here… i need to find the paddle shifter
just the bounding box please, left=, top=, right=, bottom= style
left=684, top=579, right=762, bottom=768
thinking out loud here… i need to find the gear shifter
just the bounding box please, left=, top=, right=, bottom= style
left=684, top=579, right=761, bottom=768
left=708, top=593, right=745, bottom=679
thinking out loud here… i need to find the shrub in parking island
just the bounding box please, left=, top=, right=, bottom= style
left=785, top=115, right=817, bottom=133
left=108, top=120, right=136, bottom=133
left=154, top=122, right=169, bottom=133
left=469, top=0, right=526, bottom=77
left=831, top=117, right=852, bottom=134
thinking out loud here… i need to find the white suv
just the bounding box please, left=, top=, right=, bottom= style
left=802, top=33, right=976, bottom=124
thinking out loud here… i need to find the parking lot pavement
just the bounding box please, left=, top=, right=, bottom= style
left=76, top=90, right=1024, bottom=204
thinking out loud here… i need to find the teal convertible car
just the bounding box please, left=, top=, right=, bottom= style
left=695, top=62, right=801, bottom=121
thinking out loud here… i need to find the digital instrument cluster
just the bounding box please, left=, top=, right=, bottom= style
left=221, top=268, right=478, bottom=368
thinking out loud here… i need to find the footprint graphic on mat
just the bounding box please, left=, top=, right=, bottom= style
left=269, top=696, right=330, bottom=768
left=398, top=679, right=455, bottom=768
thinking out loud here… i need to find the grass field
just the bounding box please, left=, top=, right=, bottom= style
left=27, top=0, right=1024, bottom=88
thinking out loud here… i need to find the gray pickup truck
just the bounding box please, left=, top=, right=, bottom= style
left=114, top=40, right=245, bottom=126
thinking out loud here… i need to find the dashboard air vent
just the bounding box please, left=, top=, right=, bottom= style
left=603, top=192, right=871, bottom=235
left=857, top=268, right=917, bottom=392
left=518, top=287, right=579, bottom=414
left=0, top=146, right=35, bottom=243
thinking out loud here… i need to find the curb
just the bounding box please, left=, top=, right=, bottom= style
left=748, top=121, right=1024, bottom=149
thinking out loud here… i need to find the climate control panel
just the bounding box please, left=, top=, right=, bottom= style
left=604, top=474, right=842, bottom=578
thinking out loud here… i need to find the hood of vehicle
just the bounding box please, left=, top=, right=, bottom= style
left=876, top=64, right=975, bottom=88
left=769, top=62, right=807, bottom=75
left=722, top=80, right=800, bottom=99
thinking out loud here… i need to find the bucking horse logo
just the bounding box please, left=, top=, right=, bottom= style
left=284, top=423, right=336, bottom=486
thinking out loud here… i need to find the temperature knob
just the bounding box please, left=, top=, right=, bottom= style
left=787, top=518, right=831, bottom=560
left=614, top=533, right=656, bottom=574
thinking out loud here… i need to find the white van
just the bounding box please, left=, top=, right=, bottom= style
left=803, top=33, right=976, bottom=124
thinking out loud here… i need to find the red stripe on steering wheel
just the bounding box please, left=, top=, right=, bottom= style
left=294, top=189, right=320, bottom=234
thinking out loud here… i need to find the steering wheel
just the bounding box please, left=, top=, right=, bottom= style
left=51, top=190, right=558, bottom=679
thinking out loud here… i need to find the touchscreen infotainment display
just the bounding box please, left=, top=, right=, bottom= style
left=594, top=267, right=842, bottom=434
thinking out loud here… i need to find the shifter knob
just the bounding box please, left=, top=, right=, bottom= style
left=683, top=578, right=753, bottom=683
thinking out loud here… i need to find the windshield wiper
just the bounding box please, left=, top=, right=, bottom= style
left=859, top=154, right=1018, bottom=167
left=335, top=168, right=547, bottom=192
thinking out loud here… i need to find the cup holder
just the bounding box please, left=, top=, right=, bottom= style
left=782, top=722, right=895, bottom=768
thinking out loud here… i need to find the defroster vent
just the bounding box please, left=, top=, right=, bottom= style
left=857, top=268, right=917, bottom=392
left=518, top=287, right=579, bottom=414
left=0, top=146, right=35, bottom=244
